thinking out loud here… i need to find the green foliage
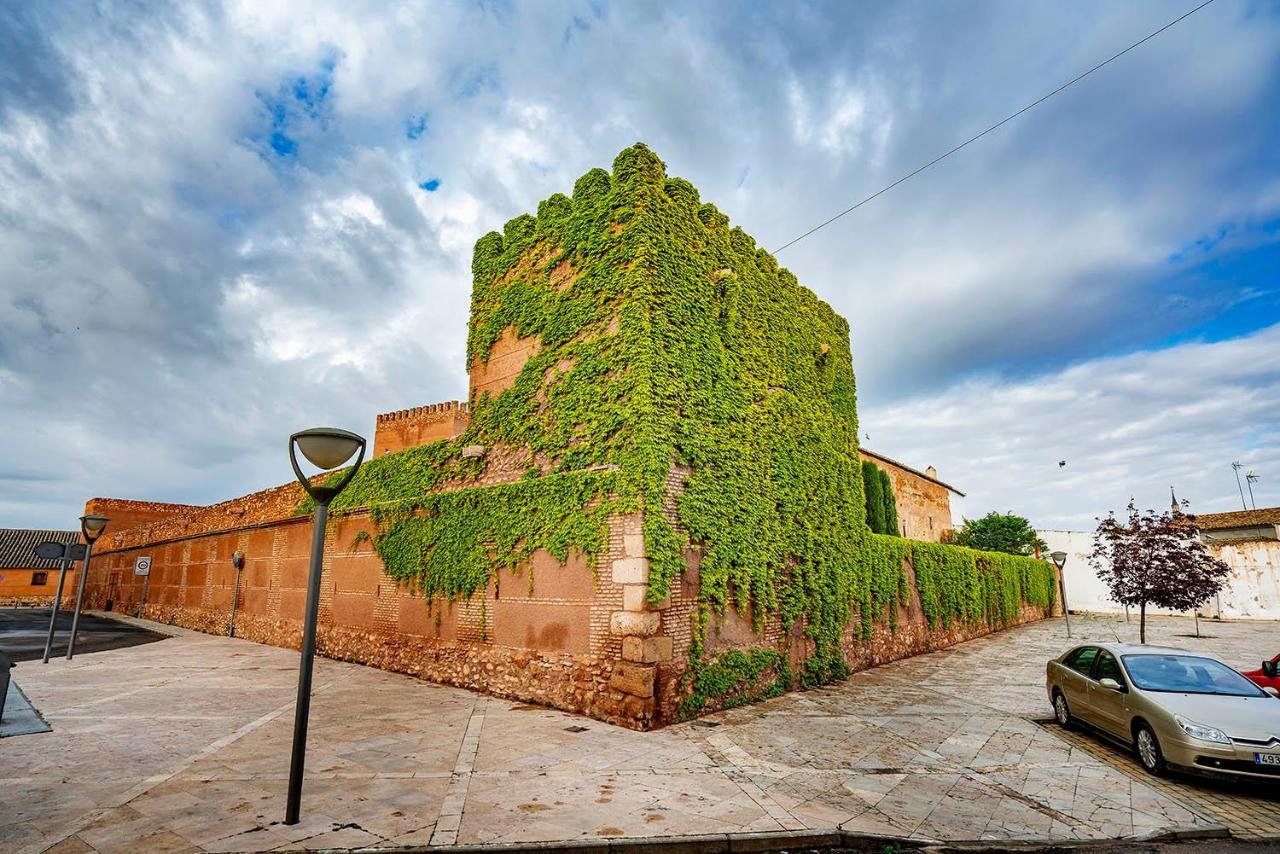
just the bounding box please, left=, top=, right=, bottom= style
left=911, top=541, right=1056, bottom=629
left=879, top=468, right=900, bottom=537
left=863, top=460, right=886, bottom=534
left=289, top=144, right=1058, bottom=706
left=952, top=512, right=1048, bottom=556
left=678, top=647, right=792, bottom=720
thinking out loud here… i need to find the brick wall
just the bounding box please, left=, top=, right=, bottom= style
left=372, top=401, right=471, bottom=457
left=73, top=502, right=660, bottom=729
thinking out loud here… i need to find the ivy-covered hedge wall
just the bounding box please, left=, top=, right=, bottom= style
left=294, top=143, right=1057, bottom=712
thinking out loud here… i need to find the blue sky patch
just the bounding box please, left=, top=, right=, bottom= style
left=419, top=178, right=441, bottom=192
left=406, top=114, right=428, bottom=140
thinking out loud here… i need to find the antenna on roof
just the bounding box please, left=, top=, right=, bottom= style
left=1245, top=472, right=1259, bottom=510
left=1231, top=462, right=1247, bottom=510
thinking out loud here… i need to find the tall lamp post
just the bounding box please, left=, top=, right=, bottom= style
left=67, top=514, right=110, bottom=660
left=284, top=427, right=366, bottom=826
left=1050, top=550, right=1070, bottom=638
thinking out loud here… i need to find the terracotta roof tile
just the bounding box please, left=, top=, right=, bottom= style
left=0, top=528, right=80, bottom=569
left=1195, top=506, right=1280, bottom=530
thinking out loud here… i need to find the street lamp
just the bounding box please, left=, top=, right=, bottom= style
left=1049, top=550, right=1070, bottom=638
left=284, top=427, right=366, bottom=826
left=67, top=514, right=110, bottom=660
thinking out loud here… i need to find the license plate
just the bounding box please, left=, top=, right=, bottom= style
left=1255, top=753, right=1280, bottom=766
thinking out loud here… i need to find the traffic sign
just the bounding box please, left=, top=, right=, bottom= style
left=134, top=555, right=152, bottom=576
left=67, top=544, right=86, bottom=561
left=33, top=541, right=66, bottom=560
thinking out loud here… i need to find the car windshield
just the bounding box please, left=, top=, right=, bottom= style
left=1122, top=654, right=1264, bottom=697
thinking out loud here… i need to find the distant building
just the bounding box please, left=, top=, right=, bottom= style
left=1042, top=504, right=1280, bottom=619
left=0, top=528, right=80, bottom=606
left=856, top=449, right=962, bottom=542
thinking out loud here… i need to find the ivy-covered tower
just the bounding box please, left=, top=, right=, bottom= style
left=332, top=143, right=1054, bottom=726
left=465, top=144, right=865, bottom=706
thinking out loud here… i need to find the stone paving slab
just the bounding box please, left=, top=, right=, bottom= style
left=1, top=680, right=52, bottom=738
left=0, top=612, right=1273, bottom=852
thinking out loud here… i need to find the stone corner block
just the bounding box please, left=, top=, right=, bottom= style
left=609, top=661, right=656, bottom=698
left=611, top=557, right=650, bottom=585
left=609, top=610, right=660, bottom=637
left=622, top=635, right=674, bottom=663
left=622, top=533, right=645, bottom=558
left=621, top=584, right=648, bottom=612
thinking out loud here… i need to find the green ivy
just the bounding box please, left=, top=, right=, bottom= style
left=911, top=541, right=1056, bottom=629
left=678, top=647, right=792, bottom=720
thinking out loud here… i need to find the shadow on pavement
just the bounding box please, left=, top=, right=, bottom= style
left=0, top=607, right=167, bottom=662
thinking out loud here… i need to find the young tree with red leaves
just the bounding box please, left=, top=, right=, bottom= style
left=1090, top=500, right=1230, bottom=644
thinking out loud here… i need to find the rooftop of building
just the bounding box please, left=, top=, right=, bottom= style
left=1195, top=506, right=1280, bottom=531
left=0, top=528, right=80, bottom=569
left=859, top=447, right=965, bottom=497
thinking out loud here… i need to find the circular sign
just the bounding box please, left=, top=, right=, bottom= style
left=134, top=555, right=152, bottom=575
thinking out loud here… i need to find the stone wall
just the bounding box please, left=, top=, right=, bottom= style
left=73, top=503, right=1054, bottom=730
left=72, top=501, right=671, bottom=728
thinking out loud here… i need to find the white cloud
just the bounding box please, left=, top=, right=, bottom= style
left=863, top=324, right=1280, bottom=531
left=0, top=0, right=1277, bottom=529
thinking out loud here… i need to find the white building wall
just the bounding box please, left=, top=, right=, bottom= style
left=1041, top=530, right=1280, bottom=619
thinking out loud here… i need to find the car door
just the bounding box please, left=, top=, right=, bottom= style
left=1087, top=649, right=1130, bottom=738
left=1060, top=646, right=1099, bottom=719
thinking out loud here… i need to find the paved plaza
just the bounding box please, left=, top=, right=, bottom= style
left=1, top=612, right=1277, bottom=852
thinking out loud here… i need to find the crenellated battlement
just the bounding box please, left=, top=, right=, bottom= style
left=372, top=400, right=471, bottom=456
left=375, top=400, right=470, bottom=424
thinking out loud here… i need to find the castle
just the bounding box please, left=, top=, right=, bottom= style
left=70, top=145, right=1056, bottom=729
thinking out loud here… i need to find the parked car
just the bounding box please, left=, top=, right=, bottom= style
left=1243, top=653, right=1280, bottom=692
left=1046, top=643, right=1280, bottom=781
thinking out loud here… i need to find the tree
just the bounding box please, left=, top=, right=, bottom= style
left=1090, top=501, right=1230, bottom=644
left=879, top=468, right=900, bottom=537
left=952, top=512, right=1047, bottom=556
left=863, top=460, right=886, bottom=534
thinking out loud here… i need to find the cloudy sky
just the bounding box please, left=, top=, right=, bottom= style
left=1, top=0, right=1277, bottom=533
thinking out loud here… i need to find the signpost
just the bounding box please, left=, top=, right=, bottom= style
left=34, top=540, right=76, bottom=664
left=135, top=556, right=152, bottom=618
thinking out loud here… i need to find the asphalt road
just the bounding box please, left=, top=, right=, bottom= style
left=0, top=607, right=166, bottom=662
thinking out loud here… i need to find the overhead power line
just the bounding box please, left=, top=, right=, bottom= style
left=773, top=0, right=1217, bottom=254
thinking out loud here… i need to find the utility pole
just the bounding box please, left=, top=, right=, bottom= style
left=1232, top=462, right=1247, bottom=510
left=1246, top=472, right=1259, bottom=511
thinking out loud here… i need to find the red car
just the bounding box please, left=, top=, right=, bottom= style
left=1242, top=653, right=1280, bottom=692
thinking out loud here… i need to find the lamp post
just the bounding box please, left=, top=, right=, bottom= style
left=1050, top=550, right=1070, bottom=638
left=284, top=427, right=366, bottom=826
left=227, top=551, right=245, bottom=637
left=67, top=514, right=109, bottom=660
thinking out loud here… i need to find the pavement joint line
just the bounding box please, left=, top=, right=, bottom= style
left=430, top=697, right=488, bottom=847
left=15, top=676, right=336, bottom=854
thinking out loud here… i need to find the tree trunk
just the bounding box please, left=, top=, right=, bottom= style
left=1194, top=610, right=1200, bottom=638
left=1139, top=602, right=1147, bottom=644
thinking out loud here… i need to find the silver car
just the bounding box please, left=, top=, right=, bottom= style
left=1046, top=643, right=1280, bottom=781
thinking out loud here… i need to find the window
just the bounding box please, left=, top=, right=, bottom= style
left=1122, top=654, right=1264, bottom=697
left=32, top=571, right=48, bottom=586
left=1094, top=651, right=1125, bottom=685
left=1065, top=647, right=1099, bottom=676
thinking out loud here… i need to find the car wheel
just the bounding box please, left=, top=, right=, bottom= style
left=1134, top=723, right=1166, bottom=776
left=1053, top=691, right=1072, bottom=728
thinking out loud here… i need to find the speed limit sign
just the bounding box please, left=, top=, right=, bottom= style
left=134, top=555, right=152, bottom=576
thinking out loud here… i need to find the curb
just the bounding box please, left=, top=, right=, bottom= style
left=318, top=823, right=1241, bottom=854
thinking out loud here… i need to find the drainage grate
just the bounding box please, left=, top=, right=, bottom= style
left=564, top=725, right=589, bottom=733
